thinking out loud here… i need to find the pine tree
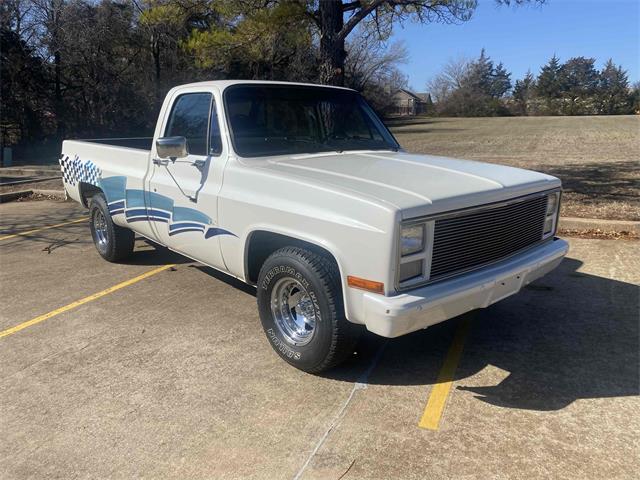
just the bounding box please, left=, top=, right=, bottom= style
left=631, top=82, right=640, bottom=114
left=598, top=59, right=631, bottom=114
left=491, top=62, right=512, bottom=98
left=465, top=48, right=495, bottom=96
left=512, top=70, right=536, bottom=115
left=559, top=57, right=599, bottom=114
left=536, top=54, right=562, bottom=99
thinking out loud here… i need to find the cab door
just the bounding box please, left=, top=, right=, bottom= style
left=146, top=89, right=231, bottom=270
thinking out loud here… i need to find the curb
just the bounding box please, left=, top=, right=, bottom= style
left=0, top=176, right=61, bottom=187
left=0, top=189, right=67, bottom=203
left=0, top=167, right=61, bottom=176
left=0, top=190, right=33, bottom=203
left=558, top=217, right=640, bottom=235
left=32, top=189, right=67, bottom=200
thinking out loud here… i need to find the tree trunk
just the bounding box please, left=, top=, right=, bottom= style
left=318, top=0, right=346, bottom=86
left=54, top=49, right=64, bottom=138
left=152, top=36, right=161, bottom=83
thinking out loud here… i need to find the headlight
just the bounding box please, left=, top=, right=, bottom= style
left=543, top=192, right=560, bottom=237
left=546, top=192, right=558, bottom=215
left=400, top=225, right=424, bottom=256
left=398, top=222, right=429, bottom=285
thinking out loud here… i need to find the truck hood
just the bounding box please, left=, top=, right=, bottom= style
left=258, top=150, right=560, bottom=219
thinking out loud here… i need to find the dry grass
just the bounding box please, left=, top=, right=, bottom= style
left=558, top=228, right=638, bottom=240
left=388, top=115, right=640, bottom=221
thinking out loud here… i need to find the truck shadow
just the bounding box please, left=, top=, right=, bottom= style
left=121, top=239, right=192, bottom=266
left=324, top=256, right=639, bottom=412
left=123, top=239, right=639, bottom=413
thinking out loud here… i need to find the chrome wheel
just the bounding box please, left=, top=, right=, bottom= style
left=93, top=209, right=108, bottom=248
left=270, top=277, right=317, bottom=346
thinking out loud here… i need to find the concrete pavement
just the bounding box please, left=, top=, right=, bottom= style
left=1, top=199, right=638, bottom=479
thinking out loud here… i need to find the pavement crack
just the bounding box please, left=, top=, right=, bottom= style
left=337, top=458, right=356, bottom=480
left=2, top=342, right=90, bottom=383
left=292, top=340, right=388, bottom=480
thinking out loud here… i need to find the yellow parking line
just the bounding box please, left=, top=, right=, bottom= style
left=0, top=217, right=89, bottom=241
left=419, top=316, right=472, bottom=430
left=0, top=264, right=175, bottom=339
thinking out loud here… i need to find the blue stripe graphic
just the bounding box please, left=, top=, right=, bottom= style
left=128, top=217, right=169, bottom=224
left=108, top=200, right=125, bottom=210
left=168, top=228, right=205, bottom=236
left=125, top=208, right=171, bottom=219
left=169, top=222, right=206, bottom=231
left=89, top=173, right=235, bottom=239
left=205, top=227, right=237, bottom=239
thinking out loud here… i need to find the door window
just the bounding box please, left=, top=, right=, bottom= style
left=165, top=93, right=212, bottom=156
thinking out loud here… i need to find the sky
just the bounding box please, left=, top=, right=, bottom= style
left=388, top=0, right=640, bottom=92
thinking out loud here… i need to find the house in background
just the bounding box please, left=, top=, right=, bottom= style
left=390, top=89, right=433, bottom=116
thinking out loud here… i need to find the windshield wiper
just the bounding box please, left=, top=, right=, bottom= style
left=283, top=137, right=328, bottom=149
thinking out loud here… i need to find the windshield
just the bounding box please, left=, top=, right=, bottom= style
left=224, top=85, right=399, bottom=157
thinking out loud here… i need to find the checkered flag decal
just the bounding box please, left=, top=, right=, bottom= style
left=59, top=155, right=102, bottom=187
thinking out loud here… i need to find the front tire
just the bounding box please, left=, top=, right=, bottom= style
left=257, top=247, right=362, bottom=373
left=88, top=194, right=134, bottom=262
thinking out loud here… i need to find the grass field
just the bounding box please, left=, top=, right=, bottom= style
left=387, top=115, right=639, bottom=221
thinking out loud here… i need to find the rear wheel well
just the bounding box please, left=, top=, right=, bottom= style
left=245, top=231, right=341, bottom=286
left=79, top=182, right=103, bottom=207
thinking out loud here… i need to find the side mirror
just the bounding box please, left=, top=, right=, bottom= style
left=156, top=136, right=188, bottom=159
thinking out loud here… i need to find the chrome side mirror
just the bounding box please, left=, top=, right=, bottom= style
left=156, top=136, right=188, bottom=159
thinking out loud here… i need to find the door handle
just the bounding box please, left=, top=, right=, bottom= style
left=152, top=158, right=169, bottom=166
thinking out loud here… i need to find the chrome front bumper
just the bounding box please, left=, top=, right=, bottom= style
left=362, top=238, right=569, bottom=338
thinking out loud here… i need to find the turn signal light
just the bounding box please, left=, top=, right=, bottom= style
left=347, top=276, right=384, bottom=294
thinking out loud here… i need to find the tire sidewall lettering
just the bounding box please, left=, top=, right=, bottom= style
left=266, top=328, right=301, bottom=360
left=261, top=265, right=310, bottom=292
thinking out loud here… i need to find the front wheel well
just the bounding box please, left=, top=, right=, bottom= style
left=245, top=231, right=341, bottom=286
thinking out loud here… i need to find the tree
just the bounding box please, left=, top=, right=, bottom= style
left=289, top=1, right=546, bottom=86
left=426, top=55, right=469, bottom=103
left=0, top=27, right=52, bottom=146
left=535, top=54, right=562, bottom=113
left=27, top=0, right=67, bottom=136
left=344, top=31, right=408, bottom=91
left=178, top=0, right=545, bottom=86
left=312, top=0, right=480, bottom=85
left=598, top=59, right=631, bottom=115
left=631, top=81, right=640, bottom=114
left=558, top=56, right=599, bottom=114
left=464, top=48, right=494, bottom=96
left=183, top=1, right=316, bottom=82
left=512, top=70, right=536, bottom=115
left=491, top=61, right=512, bottom=97
left=343, top=29, right=409, bottom=112
left=433, top=49, right=511, bottom=116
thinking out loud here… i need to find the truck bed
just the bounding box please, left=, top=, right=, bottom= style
left=78, top=137, right=153, bottom=151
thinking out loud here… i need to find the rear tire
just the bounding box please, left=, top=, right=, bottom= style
left=88, top=194, right=134, bottom=262
left=257, top=247, right=362, bottom=373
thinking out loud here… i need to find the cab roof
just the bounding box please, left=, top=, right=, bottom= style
left=172, top=79, right=356, bottom=93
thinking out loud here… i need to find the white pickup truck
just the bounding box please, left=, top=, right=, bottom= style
left=60, top=80, right=568, bottom=372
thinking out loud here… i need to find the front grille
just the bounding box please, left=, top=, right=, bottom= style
left=429, top=195, right=548, bottom=281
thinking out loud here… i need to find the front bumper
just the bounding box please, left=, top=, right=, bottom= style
left=362, top=238, right=569, bottom=338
